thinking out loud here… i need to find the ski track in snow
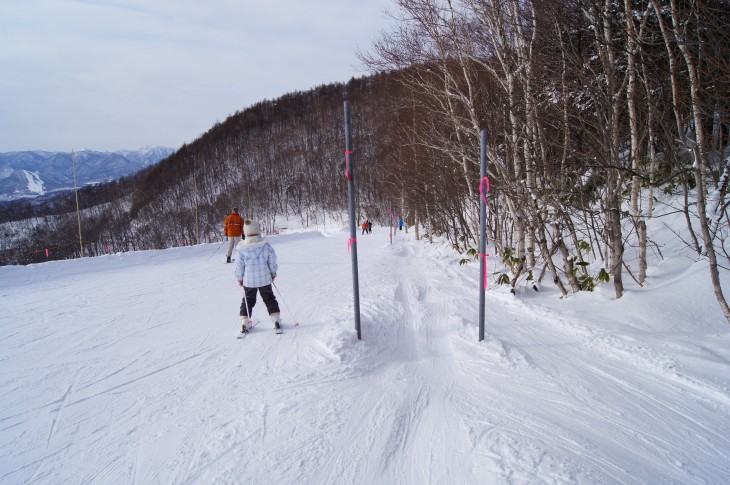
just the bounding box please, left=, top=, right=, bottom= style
left=0, top=228, right=729, bottom=484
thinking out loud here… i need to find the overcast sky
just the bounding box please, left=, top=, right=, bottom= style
left=0, top=0, right=394, bottom=152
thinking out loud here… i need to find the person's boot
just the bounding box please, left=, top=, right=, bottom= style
left=240, top=315, right=252, bottom=333
left=226, top=256, right=231, bottom=263
left=271, top=313, right=282, bottom=333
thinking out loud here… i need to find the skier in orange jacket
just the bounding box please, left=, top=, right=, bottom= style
left=224, top=208, right=244, bottom=263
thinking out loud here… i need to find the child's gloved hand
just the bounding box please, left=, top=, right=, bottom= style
left=237, top=280, right=243, bottom=287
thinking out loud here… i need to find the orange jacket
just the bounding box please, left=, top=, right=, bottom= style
left=224, top=212, right=244, bottom=237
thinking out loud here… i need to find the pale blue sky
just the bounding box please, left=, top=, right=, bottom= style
left=0, top=0, right=393, bottom=152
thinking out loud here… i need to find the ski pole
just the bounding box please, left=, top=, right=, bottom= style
left=242, top=285, right=253, bottom=329
left=207, top=238, right=226, bottom=261
left=273, top=281, right=300, bottom=327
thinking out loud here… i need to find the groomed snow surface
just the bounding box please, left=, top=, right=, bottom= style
left=1, top=220, right=729, bottom=484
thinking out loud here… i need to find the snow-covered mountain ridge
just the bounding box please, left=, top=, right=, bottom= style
left=0, top=147, right=175, bottom=201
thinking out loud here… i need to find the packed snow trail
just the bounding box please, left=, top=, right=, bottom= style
left=1, top=226, right=729, bottom=484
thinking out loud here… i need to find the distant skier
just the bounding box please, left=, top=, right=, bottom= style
left=361, top=221, right=368, bottom=235
left=235, top=220, right=281, bottom=333
left=223, top=207, right=244, bottom=263
left=367, top=220, right=373, bottom=233
left=398, top=218, right=404, bottom=231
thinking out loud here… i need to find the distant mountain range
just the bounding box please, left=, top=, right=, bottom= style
left=0, top=146, right=175, bottom=202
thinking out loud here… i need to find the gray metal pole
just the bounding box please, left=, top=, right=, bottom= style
left=72, top=150, right=84, bottom=257
left=389, top=207, right=393, bottom=245
left=479, top=129, right=488, bottom=342
left=344, top=101, right=362, bottom=339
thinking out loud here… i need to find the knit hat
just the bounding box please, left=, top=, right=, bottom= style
left=232, top=207, right=239, bottom=212
left=244, top=220, right=261, bottom=236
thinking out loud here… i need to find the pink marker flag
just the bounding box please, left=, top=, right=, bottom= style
left=344, top=150, right=353, bottom=181
left=480, top=254, right=490, bottom=291
left=479, top=176, right=491, bottom=206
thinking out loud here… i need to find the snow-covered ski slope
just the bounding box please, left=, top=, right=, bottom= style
left=1, top=223, right=729, bottom=484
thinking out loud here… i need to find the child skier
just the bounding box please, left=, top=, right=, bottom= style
left=234, top=220, right=281, bottom=333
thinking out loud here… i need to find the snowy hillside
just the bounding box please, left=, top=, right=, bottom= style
left=1, top=217, right=728, bottom=484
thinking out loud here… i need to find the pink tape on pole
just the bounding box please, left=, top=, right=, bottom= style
left=479, top=177, right=491, bottom=290
left=345, top=150, right=353, bottom=181
left=348, top=238, right=356, bottom=253
left=106, top=244, right=110, bottom=253
left=479, top=177, right=491, bottom=206
left=480, top=253, right=490, bottom=291
left=45, top=248, right=49, bottom=258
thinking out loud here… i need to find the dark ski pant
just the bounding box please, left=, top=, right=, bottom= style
left=240, top=284, right=280, bottom=317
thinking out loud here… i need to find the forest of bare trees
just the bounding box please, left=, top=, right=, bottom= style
left=362, top=0, right=730, bottom=322
left=0, top=0, right=728, bottom=322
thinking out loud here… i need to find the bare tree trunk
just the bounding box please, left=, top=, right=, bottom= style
left=642, top=59, right=658, bottom=219
left=682, top=179, right=702, bottom=255
left=624, top=0, right=648, bottom=285
left=514, top=0, right=538, bottom=271
left=469, top=0, right=530, bottom=274
left=591, top=0, right=625, bottom=298
left=667, top=0, right=730, bottom=323
left=557, top=238, right=582, bottom=293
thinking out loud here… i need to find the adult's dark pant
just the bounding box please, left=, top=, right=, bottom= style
left=240, top=284, right=280, bottom=316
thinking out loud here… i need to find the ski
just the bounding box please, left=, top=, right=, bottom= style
left=237, top=320, right=283, bottom=337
